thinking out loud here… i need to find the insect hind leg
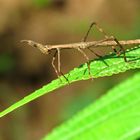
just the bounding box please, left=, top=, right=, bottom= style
left=83, top=22, right=127, bottom=62
left=83, top=22, right=109, bottom=42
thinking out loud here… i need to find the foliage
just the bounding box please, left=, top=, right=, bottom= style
left=0, top=45, right=140, bottom=118
left=44, top=71, right=140, bottom=140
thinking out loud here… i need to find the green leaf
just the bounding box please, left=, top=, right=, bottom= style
left=43, top=71, right=140, bottom=140
left=0, top=46, right=140, bottom=118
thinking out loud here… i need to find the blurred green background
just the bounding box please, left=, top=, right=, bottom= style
left=0, top=0, right=140, bottom=140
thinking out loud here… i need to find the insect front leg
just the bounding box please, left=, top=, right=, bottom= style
left=57, top=48, right=69, bottom=83
left=52, top=50, right=61, bottom=79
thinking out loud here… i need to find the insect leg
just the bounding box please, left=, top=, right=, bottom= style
left=83, top=22, right=110, bottom=56
left=84, top=22, right=127, bottom=62
left=76, top=47, right=93, bottom=79
left=83, top=22, right=109, bottom=42
left=57, top=48, right=69, bottom=83
left=111, top=36, right=127, bottom=62
left=92, top=23, right=127, bottom=61
left=87, top=47, right=102, bottom=57
left=84, top=22, right=119, bottom=53
left=52, top=50, right=61, bottom=79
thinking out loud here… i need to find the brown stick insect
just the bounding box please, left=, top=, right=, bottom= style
left=21, top=22, right=140, bottom=82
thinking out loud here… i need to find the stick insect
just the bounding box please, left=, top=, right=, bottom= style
left=21, top=22, right=140, bottom=82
